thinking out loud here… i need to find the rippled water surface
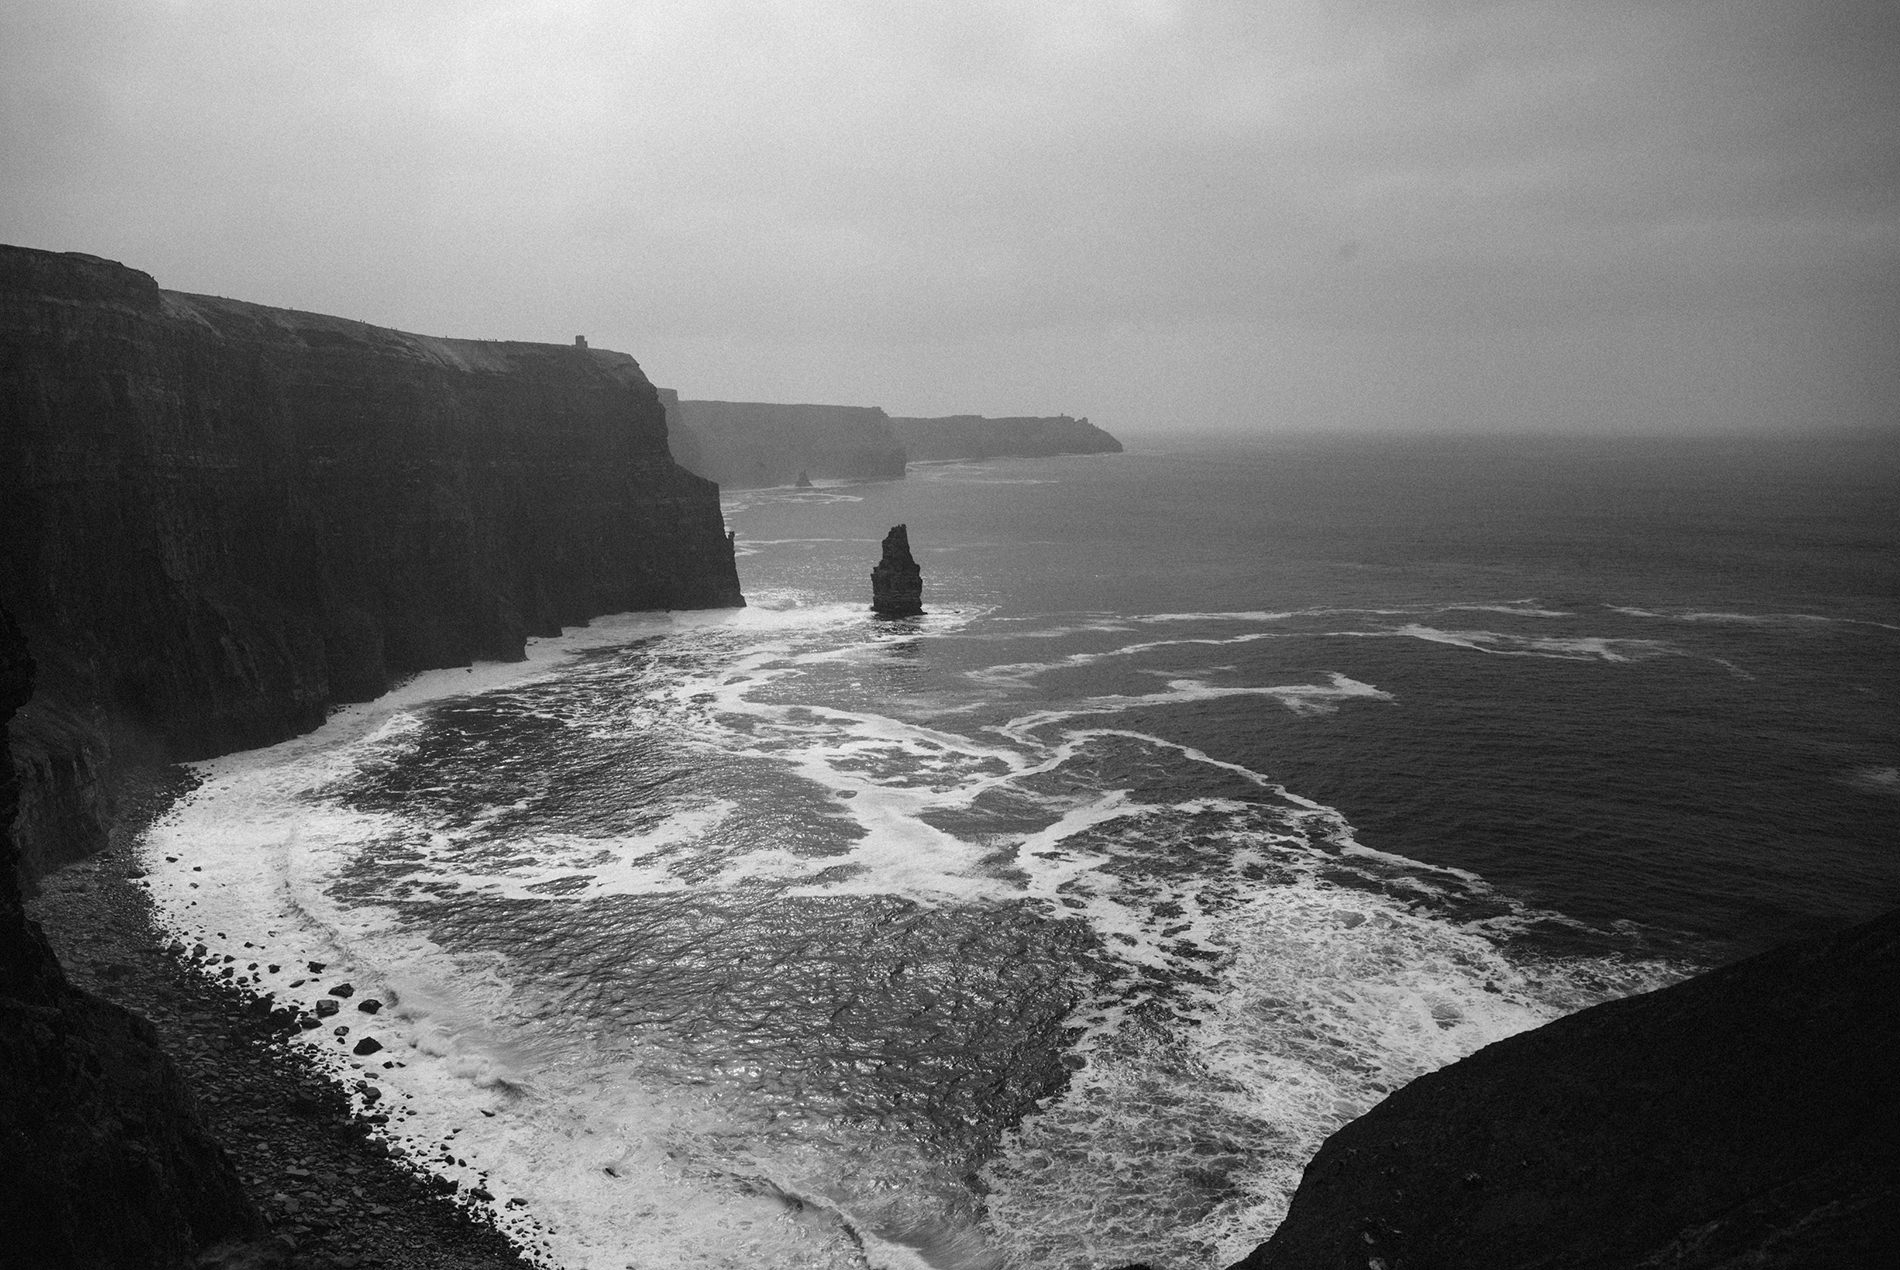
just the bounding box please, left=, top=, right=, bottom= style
left=145, top=435, right=1899, bottom=1268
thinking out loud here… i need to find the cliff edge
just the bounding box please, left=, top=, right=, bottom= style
left=1234, top=906, right=1900, bottom=1269
left=1, top=244, right=743, bottom=878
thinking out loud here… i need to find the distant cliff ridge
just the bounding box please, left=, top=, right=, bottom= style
left=888, top=413, right=1122, bottom=461
left=659, top=399, right=1124, bottom=487
left=1, top=244, right=742, bottom=877
left=665, top=398, right=907, bottom=489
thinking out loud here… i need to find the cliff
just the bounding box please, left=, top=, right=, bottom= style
left=1, top=244, right=743, bottom=879
left=887, top=413, right=1121, bottom=461
left=1234, top=906, right=1900, bottom=1269
left=1, top=606, right=264, bottom=1267
left=666, top=398, right=907, bottom=488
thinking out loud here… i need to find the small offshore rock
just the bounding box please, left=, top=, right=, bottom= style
left=353, top=1037, right=383, bottom=1056
left=314, top=999, right=340, bottom=1018
left=357, top=999, right=382, bottom=1014
left=327, top=982, right=354, bottom=997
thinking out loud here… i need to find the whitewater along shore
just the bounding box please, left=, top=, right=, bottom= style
left=26, top=764, right=533, bottom=1270
left=2, top=244, right=741, bottom=1265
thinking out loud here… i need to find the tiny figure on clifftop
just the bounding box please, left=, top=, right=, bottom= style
left=871, top=525, right=924, bottom=617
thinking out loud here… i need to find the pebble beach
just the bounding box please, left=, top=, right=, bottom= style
left=26, top=768, right=535, bottom=1270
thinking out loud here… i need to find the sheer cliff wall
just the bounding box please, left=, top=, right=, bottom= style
left=1, top=245, right=742, bottom=878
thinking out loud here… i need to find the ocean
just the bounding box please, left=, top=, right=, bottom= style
left=141, top=432, right=1900, bottom=1270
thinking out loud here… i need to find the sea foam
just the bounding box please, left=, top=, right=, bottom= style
left=141, top=601, right=1681, bottom=1269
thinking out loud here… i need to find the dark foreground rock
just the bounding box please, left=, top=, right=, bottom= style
left=870, top=525, right=924, bottom=617
left=1234, top=906, right=1900, bottom=1270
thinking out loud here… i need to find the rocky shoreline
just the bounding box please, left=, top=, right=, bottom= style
left=26, top=766, right=534, bottom=1270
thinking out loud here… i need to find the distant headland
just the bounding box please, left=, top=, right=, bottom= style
left=658, top=395, right=1122, bottom=488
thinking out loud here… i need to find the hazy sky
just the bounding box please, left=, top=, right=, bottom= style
left=4, top=1, right=1896, bottom=435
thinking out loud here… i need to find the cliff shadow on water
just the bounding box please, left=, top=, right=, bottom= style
left=1, top=243, right=742, bottom=880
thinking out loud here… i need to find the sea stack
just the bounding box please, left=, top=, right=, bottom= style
left=871, top=525, right=925, bottom=616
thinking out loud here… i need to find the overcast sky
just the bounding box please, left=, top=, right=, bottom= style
left=4, top=1, right=1896, bottom=435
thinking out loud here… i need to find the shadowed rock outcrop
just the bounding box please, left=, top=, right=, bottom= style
left=871, top=525, right=924, bottom=616
left=1, top=606, right=263, bottom=1267
left=888, top=413, right=1121, bottom=461
left=663, top=397, right=907, bottom=488
left=1233, top=907, right=1900, bottom=1270
left=1, top=244, right=742, bottom=880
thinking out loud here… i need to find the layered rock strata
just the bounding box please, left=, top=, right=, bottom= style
left=870, top=525, right=924, bottom=616
left=1, top=244, right=742, bottom=879
left=888, top=413, right=1122, bottom=461
left=1234, top=906, right=1900, bottom=1269
left=664, top=397, right=907, bottom=488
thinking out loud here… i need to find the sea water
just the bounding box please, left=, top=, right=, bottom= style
left=141, top=433, right=1900, bottom=1269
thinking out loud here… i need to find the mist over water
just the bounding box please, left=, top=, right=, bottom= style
left=143, top=436, right=1899, bottom=1268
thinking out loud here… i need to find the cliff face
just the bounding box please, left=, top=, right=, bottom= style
left=1235, top=907, right=1900, bottom=1269
left=668, top=398, right=907, bottom=488
left=1, top=607, right=262, bottom=1267
left=1, top=244, right=742, bottom=877
left=887, top=413, right=1121, bottom=461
